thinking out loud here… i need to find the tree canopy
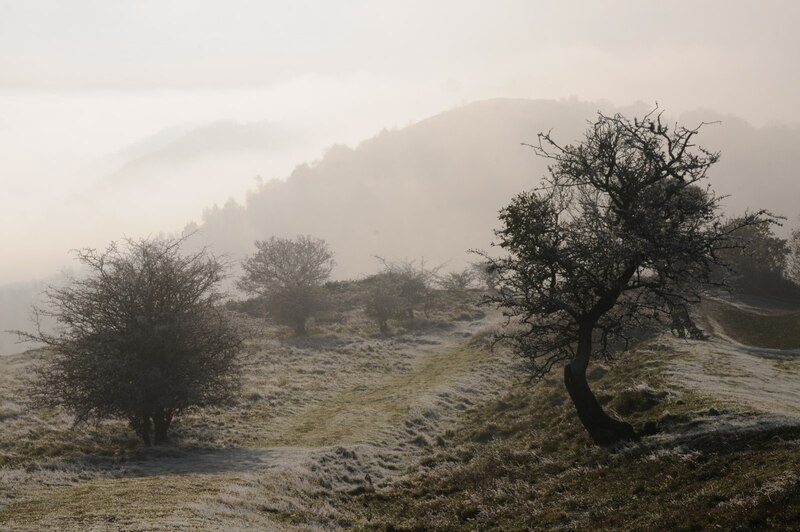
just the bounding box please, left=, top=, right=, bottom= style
left=22, top=237, right=243, bottom=446
left=238, top=235, right=335, bottom=335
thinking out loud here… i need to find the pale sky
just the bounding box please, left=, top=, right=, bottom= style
left=1, top=0, right=799, bottom=284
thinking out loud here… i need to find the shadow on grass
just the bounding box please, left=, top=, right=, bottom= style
left=31, top=445, right=312, bottom=478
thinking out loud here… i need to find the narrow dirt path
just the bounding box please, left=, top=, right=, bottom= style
left=261, top=318, right=495, bottom=447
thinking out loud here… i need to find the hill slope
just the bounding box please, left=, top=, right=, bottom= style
left=0, top=297, right=517, bottom=529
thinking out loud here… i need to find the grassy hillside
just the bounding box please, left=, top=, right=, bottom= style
left=0, top=293, right=518, bottom=529
left=2, top=294, right=800, bottom=529
left=353, top=343, right=800, bottom=530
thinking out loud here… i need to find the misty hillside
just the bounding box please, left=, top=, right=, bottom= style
left=190, top=99, right=623, bottom=277
left=190, top=98, right=800, bottom=280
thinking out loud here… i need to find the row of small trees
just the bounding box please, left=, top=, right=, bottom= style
left=20, top=234, right=488, bottom=446
left=237, top=237, right=493, bottom=335
left=237, top=224, right=800, bottom=343
left=235, top=220, right=800, bottom=343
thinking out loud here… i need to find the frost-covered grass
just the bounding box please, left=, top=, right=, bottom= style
left=0, top=294, right=518, bottom=529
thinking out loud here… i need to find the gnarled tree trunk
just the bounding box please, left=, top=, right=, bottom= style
left=564, top=325, right=638, bottom=446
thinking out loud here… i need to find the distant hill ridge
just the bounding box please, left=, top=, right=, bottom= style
left=190, top=98, right=800, bottom=280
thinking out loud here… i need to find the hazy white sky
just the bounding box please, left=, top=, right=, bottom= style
left=1, top=0, right=799, bottom=284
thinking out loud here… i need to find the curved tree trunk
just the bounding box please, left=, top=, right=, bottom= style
left=564, top=325, right=638, bottom=446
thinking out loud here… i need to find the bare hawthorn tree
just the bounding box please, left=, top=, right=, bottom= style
left=375, top=257, right=440, bottom=318
left=20, top=237, right=243, bottom=446
left=238, top=235, right=334, bottom=335
left=481, top=109, right=771, bottom=445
